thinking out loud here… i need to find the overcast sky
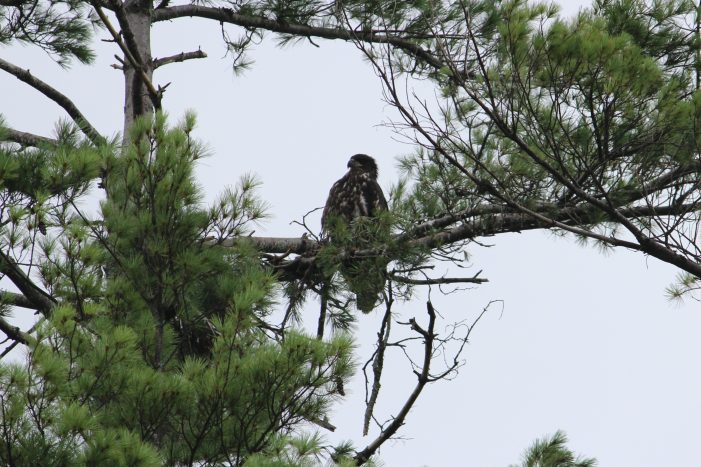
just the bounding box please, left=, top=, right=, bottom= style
left=2, top=1, right=701, bottom=466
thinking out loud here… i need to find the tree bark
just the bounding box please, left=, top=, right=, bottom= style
left=122, top=0, right=155, bottom=133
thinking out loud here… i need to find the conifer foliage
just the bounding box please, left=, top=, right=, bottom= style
left=7, top=0, right=701, bottom=464
left=0, top=114, right=355, bottom=465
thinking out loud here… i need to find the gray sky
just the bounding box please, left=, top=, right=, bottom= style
left=2, top=1, right=701, bottom=465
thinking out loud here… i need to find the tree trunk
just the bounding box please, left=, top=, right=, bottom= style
left=122, top=0, right=154, bottom=135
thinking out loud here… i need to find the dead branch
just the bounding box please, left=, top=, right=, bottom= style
left=355, top=301, right=437, bottom=465
left=362, top=295, right=393, bottom=436
left=306, top=415, right=336, bottom=432
left=0, top=58, right=104, bottom=145
left=1, top=128, right=58, bottom=147
left=153, top=49, right=208, bottom=69
left=390, top=273, right=488, bottom=285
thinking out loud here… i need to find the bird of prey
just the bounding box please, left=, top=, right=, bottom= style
left=322, top=154, right=389, bottom=312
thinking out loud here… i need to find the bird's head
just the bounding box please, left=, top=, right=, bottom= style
left=347, top=154, right=379, bottom=178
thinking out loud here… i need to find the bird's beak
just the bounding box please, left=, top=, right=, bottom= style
left=347, top=159, right=358, bottom=169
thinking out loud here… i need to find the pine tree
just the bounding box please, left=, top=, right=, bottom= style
left=0, top=114, right=357, bottom=465
left=1, top=0, right=699, bottom=464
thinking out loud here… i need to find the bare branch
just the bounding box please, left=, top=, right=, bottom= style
left=390, top=274, right=488, bottom=285
left=1, top=128, right=58, bottom=147
left=306, top=415, right=336, bottom=432
left=363, top=298, right=392, bottom=436
left=355, top=301, right=437, bottom=465
left=0, top=58, right=104, bottom=145
left=153, top=49, right=207, bottom=69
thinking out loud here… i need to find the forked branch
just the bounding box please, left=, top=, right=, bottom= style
left=91, top=3, right=162, bottom=108
left=355, top=300, right=437, bottom=465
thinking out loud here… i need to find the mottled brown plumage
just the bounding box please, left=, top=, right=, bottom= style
left=322, top=154, right=389, bottom=312
left=322, top=154, right=388, bottom=230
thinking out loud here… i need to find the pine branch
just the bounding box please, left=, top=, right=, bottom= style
left=152, top=5, right=443, bottom=72
left=220, top=202, right=699, bottom=257
left=0, top=318, right=43, bottom=359
left=153, top=49, right=207, bottom=69
left=0, top=249, right=56, bottom=316
left=0, top=290, right=39, bottom=310
left=204, top=235, right=316, bottom=254
left=0, top=316, right=30, bottom=346
left=216, top=199, right=701, bottom=285
left=2, top=128, right=58, bottom=147
left=306, top=415, right=336, bottom=432
left=0, top=57, right=104, bottom=145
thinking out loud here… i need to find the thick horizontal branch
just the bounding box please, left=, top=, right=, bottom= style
left=401, top=201, right=701, bottom=244
left=205, top=235, right=317, bottom=255
left=0, top=57, right=104, bottom=146
left=152, top=5, right=443, bottom=71
left=2, top=128, right=58, bottom=147
left=390, top=274, right=487, bottom=285
left=153, top=49, right=207, bottom=69
left=0, top=290, right=39, bottom=310
left=229, top=202, right=695, bottom=256
left=203, top=200, right=701, bottom=285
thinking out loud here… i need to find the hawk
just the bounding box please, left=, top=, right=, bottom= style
left=322, top=154, right=389, bottom=312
